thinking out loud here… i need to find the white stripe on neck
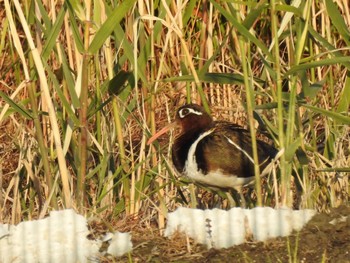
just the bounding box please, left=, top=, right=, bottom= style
left=186, top=129, right=214, bottom=175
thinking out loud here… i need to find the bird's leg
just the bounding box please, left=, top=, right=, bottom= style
left=239, top=189, right=247, bottom=208
left=232, top=186, right=247, bottom=208
left=226, top=192, right=236, bottom=208
left=189, top=183, right=198, bottom=208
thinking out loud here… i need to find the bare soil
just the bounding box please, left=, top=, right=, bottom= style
left=114, top=205, right=350, bottom=263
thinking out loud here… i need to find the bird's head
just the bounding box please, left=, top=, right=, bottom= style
left=147, top=104, right=213, bottom=145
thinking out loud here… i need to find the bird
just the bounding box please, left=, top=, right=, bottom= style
left=147, top=103, right=277, bottom=207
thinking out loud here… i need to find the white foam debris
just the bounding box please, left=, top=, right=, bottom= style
left=103, top=231, right=133, bottom=257
left=0, top=209, right=132, bottom=263
left=164, top=207, right=317, bottom=249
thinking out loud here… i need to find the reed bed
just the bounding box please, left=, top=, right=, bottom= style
left=0, top=0, right=349, bottom=228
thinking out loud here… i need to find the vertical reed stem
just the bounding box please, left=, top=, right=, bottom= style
left=77, top=2, right=92, bottom=210
left=112, top=99, right=130, bottom=214
left=28, top=81, right=57, bottom=209
left=238, top=19, right=262, bottom=207
left=271, top=0, right=287, bottom=207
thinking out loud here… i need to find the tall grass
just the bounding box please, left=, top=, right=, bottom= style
left=0, top=0, right=349, bottom=225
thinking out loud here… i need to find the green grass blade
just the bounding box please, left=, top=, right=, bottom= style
left=285, top=137, right=302, bottom=162
left=88, top=0, right=137, bottom=54
left=307, top=25, right=350, bottom=69
left=210, top=0, right=272, bottom=61
left=113, top=23, right=147, bottom=83
left=33, top=0, right=51, bottom=29
left=65, top=3, right=84, bottom=52
left=44, top=61, right=80, bottom=125
left=242, top=1, right=269, bottom=29
left=285, top=57, right=350, bottom=76
left=182, top=0, right=197, bottom=26
left=59, top=47, right=80, bottom=108
left=336, top=74, right=350, bottom=113
left=65, top=0, right=85, bottom=21
left=325, top=0, right=350, bottom=46
left=302, top=104, right=350, bottom=124
left=108, top=70, right=134, bottom=96
left=0, top=90, right=33, bottom=119
left=165, top=72, right=265, bottom=85
left=41, top=7, right=66, bottom=61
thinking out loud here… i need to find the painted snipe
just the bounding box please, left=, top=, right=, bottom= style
left=147, top=104, right=277, bottom=207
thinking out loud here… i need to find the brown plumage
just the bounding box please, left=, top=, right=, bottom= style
left=148, top=104, right=277, bottom=206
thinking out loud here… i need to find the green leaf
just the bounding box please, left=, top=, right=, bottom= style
left=259, top=53, right=277, bottom=81
left=300, top=74, right=324, bottom=99
left=88, top=97, right=112, bottom=120
left=324, top=132, right=336, bottom=160
left=65, top=3, right=84, bottom=53
left=108, top=70, right=134, bottom=96
left=307, top=25, right=350, bottom=69
left=337, top=72, right=350, bottom=113
left=0, top=91, right=33, bottom=120
left=285, top=56, right=350, bottom=76
left=253, top=111, right=277, bottom=138
left=296, top=148, right=309, bottom=166
left=42, top=7, right=66, bottom=61
left=275, top=4, right=302, bottom=16
left=59, top=46, right=80, bottom=108
left=325, top=0, right=350, bottom=46
left=198, top=34, right=230, bottom=75
left=285, top=137, right=302, bottom=162
left=65, top=0, right=85, bottom=21
left=165, top=72, right=265, bottom=85
left=304, top=81, right=323, bottom=99
left=255, top=102, right=278, bottom=110
left=210, top=0, right=273, bottom=61
left=112, top=23, right=147, bottom=83
left=33, top=0, right=51, bottom=29
left=88, top=0, right=137, bottom=54
left=302, top=104, right=350, bottom=125
left=242, top=1, right=269, bottom=29
left=44, top=61, right=80, bottom=126
left=183, top=0, right=197, bottom=26
left=93, top=0, right=102, bottom=26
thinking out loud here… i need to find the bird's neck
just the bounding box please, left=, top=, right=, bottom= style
left=172, top=128, right=204, bottom=173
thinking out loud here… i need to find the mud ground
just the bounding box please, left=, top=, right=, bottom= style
left=113, top=205, right=349, bottom=263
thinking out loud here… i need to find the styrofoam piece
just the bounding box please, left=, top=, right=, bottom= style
left=164, top=207, right=316, bottom=249
left=0, top=209, right=132, bottom=262
left=0, top=225, right=9, bottom=239
left=103, top=232, right=133, bottom=257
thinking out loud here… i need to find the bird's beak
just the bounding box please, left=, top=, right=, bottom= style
left=147, top=121, right=178, bottom=145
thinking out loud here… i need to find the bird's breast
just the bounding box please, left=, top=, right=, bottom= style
left=172, top=129, right=255, bottom=190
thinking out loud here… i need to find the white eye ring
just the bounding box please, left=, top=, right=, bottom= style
left=178, top=108, right=203, bottom=119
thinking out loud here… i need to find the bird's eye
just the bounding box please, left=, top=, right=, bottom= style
left=179, top=108, right=190, bottom=118
left=178, top=107, right=203, bottom=118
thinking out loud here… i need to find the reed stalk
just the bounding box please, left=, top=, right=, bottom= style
left=270, top=0, right=288, bottom=207
left=28, top=80, right=57, bottom=209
